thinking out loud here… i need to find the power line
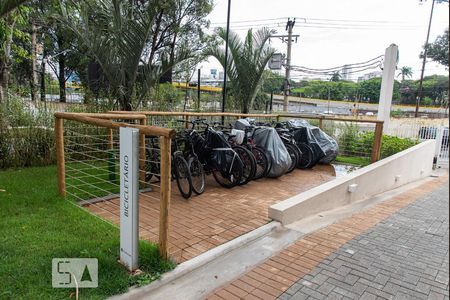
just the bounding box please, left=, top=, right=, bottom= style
left=211, top=16, right=406, bottom=26
left=290, top=55, right=384, bottom=73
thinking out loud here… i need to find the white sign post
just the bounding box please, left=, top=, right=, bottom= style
left=119, top=127, right=140, bottom=271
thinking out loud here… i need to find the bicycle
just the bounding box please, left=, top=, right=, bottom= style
left=179, top=119, right=244, bottom=189
left=144, top=136, right=192, bottom=199
left=175, top=120, right=206, bottom=195
left=214, top=123, right=257, bottom=185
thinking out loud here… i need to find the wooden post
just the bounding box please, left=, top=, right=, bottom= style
left=139, top=118, right=146, bottom=186
left=318, top=118, right=324, bottom=129
left=159, top=136, right=171, bottom=260
left=55, top=117, right=66, bottom=197
left=371, top=122, right=383, bottom=163
left=184, top=114, right=189, bottom=129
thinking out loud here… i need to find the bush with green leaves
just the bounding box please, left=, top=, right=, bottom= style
left=0, top=97, right=56, bottom=168
left=338, top=124, right=418, bottom=160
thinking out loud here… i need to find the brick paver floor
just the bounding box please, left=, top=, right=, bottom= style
left=85, top=165, right=335, bottom=263
left=208, top=175, right=448, bottom=300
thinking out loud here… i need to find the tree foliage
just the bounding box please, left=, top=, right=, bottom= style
left=59, top=0, right=212, bottom=110
left=422, top=28, right=449, bottom=68
left=207, top=27, right=275, bottom=113
left=397, top=66, right=413, bottom=82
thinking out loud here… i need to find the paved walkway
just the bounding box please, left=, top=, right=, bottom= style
left=86, top=165, right=334, bottom=263
left=208, top=175, right=449, bottom=300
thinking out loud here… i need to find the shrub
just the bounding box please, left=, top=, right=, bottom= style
left=0, top=97, right=56, bottom=169
left=338, top=124, right=418, bottom=160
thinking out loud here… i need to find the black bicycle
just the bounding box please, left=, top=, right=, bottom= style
left=179, top=119, right=244, bottom=189
left=231, top=125, right=270, bottom=180
left=214, top=123, right=256, bottom=185
left=144, top=136, right=192, bottom=199
left=176, top=121, right=206, bottom=195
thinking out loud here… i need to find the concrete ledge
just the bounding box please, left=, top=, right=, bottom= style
left=269, top=140, right=436, bottom=225
left=109, top=221, right=280, bottom=300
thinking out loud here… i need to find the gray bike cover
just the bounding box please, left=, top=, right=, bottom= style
left=234, top=118, right=252, bottom=131
left=287, top=119, right=339, bottom=164
left=253, top=127, right=292, bottom=177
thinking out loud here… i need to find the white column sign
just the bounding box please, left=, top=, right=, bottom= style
left=119, top=127, right=140, bottom=271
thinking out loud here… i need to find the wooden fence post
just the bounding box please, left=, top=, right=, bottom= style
left=139, top=118, right=146, bottom=186
left=159, top=136, right=171, bottom=260
left=318, top=118, right=324, bottom=129
left=55, top=117, right=66, bottom=197
left=184, top=115, right=189, bottom=129
left=371, top=122, right=383, bottom=163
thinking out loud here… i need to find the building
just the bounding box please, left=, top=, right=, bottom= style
left=357, top=71, right=382, bottom=82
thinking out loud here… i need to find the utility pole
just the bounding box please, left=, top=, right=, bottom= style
left=222, top=0, right=231, bottom=122
left=283, top=18, right=295, bottom=112
left=416, top=0, right=436, bottom=118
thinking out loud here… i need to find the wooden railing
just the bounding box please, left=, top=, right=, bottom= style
left=110, top=111, right=384, bottom=163
left=54, top=112, right=175, bottom=260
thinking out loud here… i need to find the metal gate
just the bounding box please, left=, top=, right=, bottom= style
left=435, top=126, right=449, bottom=168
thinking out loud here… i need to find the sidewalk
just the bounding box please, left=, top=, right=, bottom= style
left=207, top=174, right=449, bottom=300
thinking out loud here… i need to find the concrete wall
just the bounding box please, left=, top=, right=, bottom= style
left=269, top=140, right=436, bottom=225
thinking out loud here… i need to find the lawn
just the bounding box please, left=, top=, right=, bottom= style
left=335, top=155, right=371, bottom=167
left=0, top=165, right=174, bottom=299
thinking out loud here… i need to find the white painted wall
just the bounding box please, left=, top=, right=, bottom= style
left=269, top=140, right=436, bottom=225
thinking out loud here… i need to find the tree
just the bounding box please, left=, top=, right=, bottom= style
left=59, top=0, right=211, bottom=110
left=329, top=71, right=341, bottom=82
left=358, top=77, right=381, bottom=103
left=158, top=0, right=213, bottom=84
left=421, top=28, right=449, bottom=68
left=397, top=66, right=413, bottom=82
left=0, top=0, right=27, bottom=16
left=0, top=6, right=29, bottom=103
left=207, top=27, right=275, bottom=113
left=261, top=70, right=284, bottom=93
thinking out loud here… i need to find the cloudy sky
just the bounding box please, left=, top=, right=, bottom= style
left=200, top=0, right=449, bottom=80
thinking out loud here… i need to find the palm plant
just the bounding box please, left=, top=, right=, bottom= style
left=0, top=0, right=26, bottom=17
left=59, top=0, right=189, bottom=110
left=329, top=71, right=341, bottom=82
left=397, top=66, right=413, bottom=82
left=207, top=27, right=275, bottom=113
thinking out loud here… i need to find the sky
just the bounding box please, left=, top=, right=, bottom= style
left=199, top=0, right=449, bottom=81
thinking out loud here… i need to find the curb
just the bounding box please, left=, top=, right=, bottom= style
left=109, top=221, right=280, bottom=299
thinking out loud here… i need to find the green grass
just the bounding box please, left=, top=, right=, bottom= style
left=335, top=156, right=371, bottom=167
left=0, top=166, right=174, bottom=299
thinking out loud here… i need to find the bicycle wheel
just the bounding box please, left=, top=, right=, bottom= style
left=211, top=150, right=243, bottom=188
left=284, top=143, right=298, bottom=174
left=232, top=145, right=256, bottom=185
left=145, top=147, right=160, bottom=182
left=297, top=143, right=314, bottom=169
left=188, top=156, right=205, bottom=195
left=291, top=143, right=303, bottom=169
left=252, top=146, right=270, bottom=180
left=173, top=155, right=192, bottom=199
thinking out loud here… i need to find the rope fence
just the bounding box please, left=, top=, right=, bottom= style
left=54, top=112, right=175, bottom=260
left=110, top=111, right=383, bottom=163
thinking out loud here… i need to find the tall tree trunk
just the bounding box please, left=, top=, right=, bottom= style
left=40, top=48, right=46, bottom=102
left=31, top=22, right=38, bottom=102
left=0, top=17, right=16, bottom=104
left=58, top=54, right=66, bottom=103
left=30, top=21, right=38, bottom=102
